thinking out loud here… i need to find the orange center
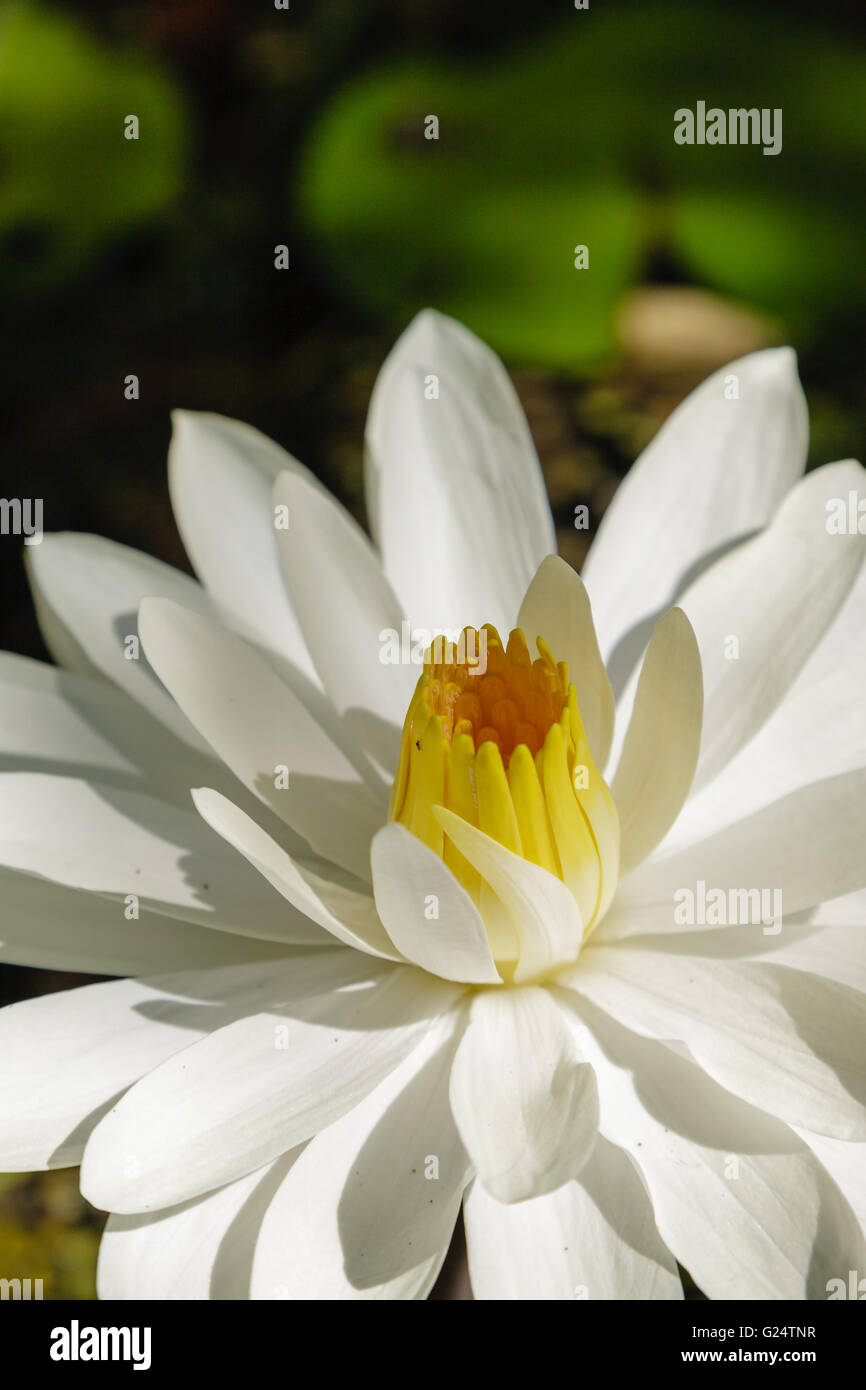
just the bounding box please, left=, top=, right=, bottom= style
left=419, top=624, right=568, bottom=764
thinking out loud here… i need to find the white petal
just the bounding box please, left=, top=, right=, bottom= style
left=566, top=948, right=866, bottom=1139
left=193, top=786, right=397, bottom=959
left=682, top=460, right=866, bottom=788
left=794, top=537, right=866, bottom=694
left=25, top=529, right=381, bottom=808
left=799, top=888, right=866, bottom=927
left=611, top=919, right=866, bottom=997
left=582, top=347, right=807, bottom=685
left=371, top=823, right=501, bottom=983
left=606, top=766, right=866, bottom=938
left=331, top=1014, right=467, bottom=1290
left=0, top=772, right=313, bottom=942
left=1, top=609, right=354, bottom=842
left=0, top=866, right=292, bottom=976
left=449, top=987, right=598, bottom=1203
left=273, top=469, right=413, bottom=747
left=662, top=649, right=866, bottom=853
left=464, top=1137, right=681, bottom=1300
left=517, top=555, right=615, bottom=770
left=168, top=411, right=316, bottom=677
left=26, top=532, right=218, bottom=752
left=80, top=954, right=460, bottom=1212
left=794, top=1130, right=866, bottom=1231
left=0, top=962, right=301, bottom=1169
left=98, top=1154, right=298, bottom=1300
left=139, top=598, right=385, bottom=881
left=250, top=1014, right=465, bottom=1300
left=434, top=806, right=583, bottom=981
left=612, top=608, right=702, bottom=875
left=560, top=994, right=866, bottom=1299
left=364, top=309, right=555, bottom=633
left=0, top=653, right=214, bottom=805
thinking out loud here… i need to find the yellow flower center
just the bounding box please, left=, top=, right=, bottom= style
left=389, top=625, right=620, bottom=953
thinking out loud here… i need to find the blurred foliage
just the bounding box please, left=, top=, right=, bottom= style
left=0, top=0, right=188, bottom=296
left=300, top=2, right=866, bottom=366
left=0, top=1169, right=101, bottom=1299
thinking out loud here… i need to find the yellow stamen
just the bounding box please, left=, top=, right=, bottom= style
left=389, top=626, right=620, bottom=961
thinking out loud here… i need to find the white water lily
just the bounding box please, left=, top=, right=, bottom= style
left=1, top=309, right=865, bottom=1301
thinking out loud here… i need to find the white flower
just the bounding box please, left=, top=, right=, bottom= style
left=1, top=310, right=865, bottom=1301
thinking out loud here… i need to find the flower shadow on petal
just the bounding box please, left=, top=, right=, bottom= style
left=336, top=1025, right=468, bottom=1290
left=210, top=1149, right=305, bottom=1298
left=604, top=532, right=753, bottom=702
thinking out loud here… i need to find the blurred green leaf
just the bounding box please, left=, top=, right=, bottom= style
left=0, top=0, right=189, bottom=294
left=299, top=3, right=866, bottom=367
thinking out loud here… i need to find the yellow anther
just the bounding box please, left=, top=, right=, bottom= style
left=389, top=626, right=620, bottom=959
